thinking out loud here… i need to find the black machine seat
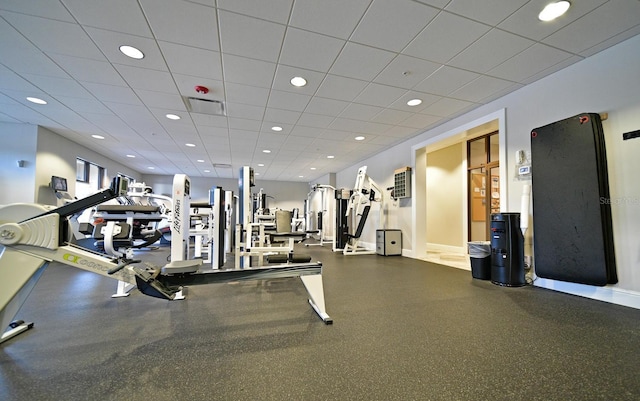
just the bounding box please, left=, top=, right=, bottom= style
left=346, top=205, right=370, bottom=240
left=95, top=205, right=164, bottom=223
left=96, top=205, right=161, bottom=214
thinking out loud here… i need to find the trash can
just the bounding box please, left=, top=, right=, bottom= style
left=468, top=241, right=491, bottom=280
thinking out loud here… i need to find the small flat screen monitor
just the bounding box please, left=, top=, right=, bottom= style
left=51, top=176, right=68, bottom=192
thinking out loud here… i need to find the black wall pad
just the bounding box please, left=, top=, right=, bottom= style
left=530, top=113, right=617, bottom=286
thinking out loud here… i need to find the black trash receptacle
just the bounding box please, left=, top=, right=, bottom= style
left=490, top=213, right=526, bottom=287
left=468, top=241, right=491, bottom=280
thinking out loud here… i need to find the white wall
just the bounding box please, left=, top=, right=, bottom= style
left=141, top=173, right=310, bottom=214
left=0, top=124, right=141, bottom=206
left=335, top=34, right=640, bottom=307
left=0, top=123, right=37, bottom=204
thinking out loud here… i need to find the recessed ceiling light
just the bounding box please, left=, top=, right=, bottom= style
left=166, top=114, right=181, bottom=120
left=355, top=136, right=365, bottom=141
left=258, top=163, right=265, bottom=167
left=310, top=167, right=316, bottom=170
left=263, top=149, right=271, bottom=153
left=255, top=172, right=260, bottom=176
left=185, top=143, right=196, bottom=147
left=197, top=159, right=205, bottom=163
left=126, top=154, right=136, bottom=158
left=290, top=76, right=307, bottom=87
left=271, top=126, right=283, bottom=132
left=538, top=1, right=570, bottom=21
left=147, top=166, right=155, bottom=170
left=204, top=169, right=211, bottom=173
left=327, top=155, right=335, bottom=159
left=298, top=175, right=304, bottom=178
left=119, top=45, right=144, bottom=59
left=91, top=134, right=105, bottom=139
left=407, top=99, right=422, bottom=106
left=26, top=97, right=47, bottom=105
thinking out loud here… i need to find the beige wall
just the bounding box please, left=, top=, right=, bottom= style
left=426, top=143, right=464, bottom=247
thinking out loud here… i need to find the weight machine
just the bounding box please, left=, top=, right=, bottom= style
left=305, top=184, right=335, bottom=248
left=343, top=166, right=385, bottom=255
left=0, top=176, right=332, bottom=344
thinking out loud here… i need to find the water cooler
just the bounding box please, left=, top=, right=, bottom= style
left=490, top=213, right=526, bottom=287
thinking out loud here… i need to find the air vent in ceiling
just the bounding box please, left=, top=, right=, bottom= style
left=184, top=97, right=225, bottom=116
left=213, top=163, right=232, bottom=169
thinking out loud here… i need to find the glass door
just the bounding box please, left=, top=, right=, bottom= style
left=468, top=132, right=499, bottom=241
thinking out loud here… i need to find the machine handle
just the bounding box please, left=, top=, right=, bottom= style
left=108, top=259, right=141, bottom=275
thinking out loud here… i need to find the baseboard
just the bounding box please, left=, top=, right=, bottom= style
left=534, top=277, right=640, bottom=310
left=426, top=243, right=466, bottom=255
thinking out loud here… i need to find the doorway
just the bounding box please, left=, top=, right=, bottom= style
left=468, top=132, right=499, bottom=242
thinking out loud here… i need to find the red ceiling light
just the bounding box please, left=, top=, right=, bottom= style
left=194, top=85, right=209, bottom=94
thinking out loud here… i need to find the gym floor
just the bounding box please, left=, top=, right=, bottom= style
left=1, top=243, right=639, bottom=401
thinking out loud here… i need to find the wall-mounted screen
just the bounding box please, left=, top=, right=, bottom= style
left=51, top=176, right=68, bottom=192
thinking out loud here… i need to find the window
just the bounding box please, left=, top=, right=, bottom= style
left=76, top=158, right=106, bottom=199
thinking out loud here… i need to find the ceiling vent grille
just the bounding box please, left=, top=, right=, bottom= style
left=184, top=97, right=225, bottom=116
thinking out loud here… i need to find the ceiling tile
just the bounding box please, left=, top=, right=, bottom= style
left=82, top=83, right=141, bottom=104
left=371, top=108, right=413, bottom=125
left=225, top=82, right=269, bottom=107
left=173, top=74, right=224, bottom=101
left=304, top=97, right=350, bottom=117
left=350, top=0, right=439, bottom=52
left=217, top=0, right=293, bottom=24
left=296, top=114, right=335, bottom=129
left=218, top=10, right=286, bottom=62
left=0, top=0, right=75, bottom=21
left=159, top=42, right=223, bottom=80
left=421, top=97, right=475, bottom=117
left=450, top=75, right=515, bottom=103
left=263, top=108, right=302, bottom=124
left=543, top=1, right=640, bottom=54
left=63, top=0, right=153, bottom=38
left=21, top=74, right=94, bottom=98
left=279, top=28, right=345, bottom=72
left=354, top=83, right=406, bottom=107
left=139, top=0, right=219, bottom=51
left=225, top=103, right=265, bottom=120
left=114, top=64, right=177, bottom=93
left=272, top=65, right=325, bottom=95
left=289, top=0, right=371, bottom=39
left=315, top=75, right=368, bottom=102
left=498, top=0, right=606, bottom=41
left=340, top=103, right=384, bottom=121
left=448, top=28, right=534, bottom=73
left=388, top=91, right=441, bottom=112
left=413, top=66, right=480, bottom=96
left=403, top=11, right=491, bottom=63
left=329, top=42, right=395, bottom=81
left=134, top=89, right=186, bottom=110
left=0, top=20, right=68, bottom=77
left=85, top=27, right=167, bottom=70
left=487, top=43, right=575, bottom=83
left=399, top=113, right=440, bottom=129
left=221, top=54, right=276, bottom=88
left=2, top=11, right=104, bottom=60
left=444, top=0, right=529, bottom=26
left=374, top=55, right=441, bottom=89
left=49, top=54, right=127, bottom=86
left=267, top=90, right=312, bottom=112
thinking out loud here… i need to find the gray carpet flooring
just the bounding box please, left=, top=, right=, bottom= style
left=1, top=243, right=639, bottom=401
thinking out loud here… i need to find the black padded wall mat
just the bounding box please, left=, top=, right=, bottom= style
left=530, top=113, right=617, bottom=286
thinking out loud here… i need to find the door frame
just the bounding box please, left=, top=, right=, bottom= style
left=410, top=109, right=507, bottom=259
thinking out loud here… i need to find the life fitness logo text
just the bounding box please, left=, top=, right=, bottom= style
left=62, top=253, right=110, bottom=273
left=173, top=199, right=182, bottom=235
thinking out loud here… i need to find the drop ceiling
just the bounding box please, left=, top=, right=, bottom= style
left=1, top=0, right=639, bottom=181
